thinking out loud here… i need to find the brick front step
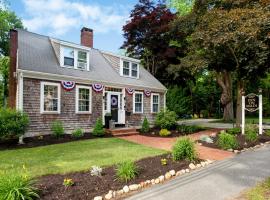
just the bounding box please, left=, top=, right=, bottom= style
left=107, top=128, right=139, bottom=136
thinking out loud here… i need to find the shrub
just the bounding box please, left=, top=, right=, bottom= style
left=177, top=124, right=204, bottom=134
left=159, top=129, right=171, bottom=137
left=227, top=127, right=241, bottom=135
left=51, top=121, right=64, bottom=137
left=0, top=171, right=39, bottom=200
left=155, top=109, right=177, bottom=130
left=116, top=161, right=138, bottom=182
left=0, top=109, right=29, bottom=141
left=72, top=128, right=84, bottom=138
left=141, top=117, right=150, bottom=133
left=92, top=118, right=105, bottom=136
left=90, top=166, right=103, bottom=177
left=217, top=132, right=238, bottom=150
left=245, top=125, right=258, bottom=142
left=172, top=137, right=197, bottom=161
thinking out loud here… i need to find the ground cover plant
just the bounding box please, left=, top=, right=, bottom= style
left=116, top=161, right=139, bottom=182
left=0, top=138, right=165, bottom=178
left=159, top=129, right=171, bottom=137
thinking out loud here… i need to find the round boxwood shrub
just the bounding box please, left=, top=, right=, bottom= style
left=159, top=129, right=171, bottom=137
left=217, top=132, right=238, bottom=150
left=0, top=109, right=29, bottom=141
left=172, top=137, right=197, bottom=161
left=51, top=121, right=65, bottom=138
left=155, top=109, right=177, bottom=130
left=92, top=118, right=105, bottom=137
left=141, top=117, right=150, bottom=133
left=72, top=128, right=84, bottom=138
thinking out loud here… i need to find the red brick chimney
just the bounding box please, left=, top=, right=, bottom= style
left=80, top=27, right=93, bottom=48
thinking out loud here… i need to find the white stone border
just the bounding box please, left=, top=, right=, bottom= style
left=231, top=141, right=270, bottom=154
left=93, top=159, right=215, bottom=200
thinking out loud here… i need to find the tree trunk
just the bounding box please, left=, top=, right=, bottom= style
left=236, top=80, right=244, bottom=127
left=216, top=70, right=234, bottom=121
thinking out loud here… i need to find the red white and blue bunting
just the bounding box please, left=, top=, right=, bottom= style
left=126, top=88, right=135, bottom=95
left=144, top=89, right=151, bottom=97
left=61, top=81, right=75, bottom=91
left=92, top=83, right=104, bottom=93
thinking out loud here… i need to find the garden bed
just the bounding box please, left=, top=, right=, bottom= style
left=199, top=133, right=270, bottom=151
left=38, top=154, right=201, bottom=200
left=0, top=133, right=112, bottom=150
left=139, top=126, right=205, bottom=138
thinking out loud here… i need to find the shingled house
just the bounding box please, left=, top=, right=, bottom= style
left=8, top=28, right=167, bottom=137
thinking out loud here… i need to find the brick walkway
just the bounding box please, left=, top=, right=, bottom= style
left=117, top=129, right=234, bottom=161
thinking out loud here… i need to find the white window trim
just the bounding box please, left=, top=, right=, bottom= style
left=75, top=85, right=92, bottom=114
left=133, top=91, right=144, bottom=114
left=60, top=46, right=90, bottom=71
left=151, top=93, right=160, bottom=113
left=120, top=58, right=140, bottom=79
left=40, top=82, right=61, bottom=114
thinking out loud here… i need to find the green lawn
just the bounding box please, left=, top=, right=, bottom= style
left=0, top=138, right=165, bottom=178
left=244, top=178, right=270, bottom=200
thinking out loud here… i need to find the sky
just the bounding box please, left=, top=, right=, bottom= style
left=8, top=0, right=139, bottom=54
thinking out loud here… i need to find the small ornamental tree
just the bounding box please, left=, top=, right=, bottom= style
left=141, top=117, right=150, bottom=133
left=92, top=118, right=105, bottom=137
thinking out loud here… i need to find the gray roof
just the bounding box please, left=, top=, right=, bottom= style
left=17, top=29, right=166, bottom=91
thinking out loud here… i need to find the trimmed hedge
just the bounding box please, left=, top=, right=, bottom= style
left=0, top=109, right=29, bottom=141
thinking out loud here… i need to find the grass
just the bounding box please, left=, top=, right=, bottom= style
left=0, top=138, right=165, bottom=178
left=243, top=178, right=270, bottom=200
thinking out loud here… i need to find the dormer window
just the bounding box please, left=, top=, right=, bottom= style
left=60, top=45, right=89, bottom=71
left=120, top=60, right=139, bottom=78
left=64, top=47, right=74, bottom=67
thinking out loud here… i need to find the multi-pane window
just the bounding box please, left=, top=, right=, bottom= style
left=41, top=82, right=60, bottom=113
left=77, top=51, right=87, bottom=70
left=151, top=94, right=159, bottom=113
left=64, top=47, right=74, bottom=66
left=123, top=61, right=130, bottom=76
left=132, top=63, right=138, bottom=78
left=134, top=92, right=143, bottom=113
left=77, top=86, right=91, bottom=113
left=122, top=60, right=139, bottom=78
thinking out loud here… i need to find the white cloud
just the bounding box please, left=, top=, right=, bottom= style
left=22, top=0, right=130, bottom=36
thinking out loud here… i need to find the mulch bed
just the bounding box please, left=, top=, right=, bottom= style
left=200, top=133, right=270, bottom=151
left=0, top=133, right=112, bottom=150
left=138, top=127, right=205, bottom=138
left=38, top=154, right=201, bottom=200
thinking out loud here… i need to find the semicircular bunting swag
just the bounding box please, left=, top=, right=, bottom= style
left=92, top=83, right=104, bottom=93
left=144, top=90, right=151, bottom=97
left=126, top=88, right=135, bottom=95
left=61, top=81, right=75, bottom=91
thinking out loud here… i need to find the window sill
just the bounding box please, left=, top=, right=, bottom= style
left=76, top=112, right=92, bottom=115
left=41, top=111, right=60, bottom=114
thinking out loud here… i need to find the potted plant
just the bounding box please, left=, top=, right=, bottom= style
left=104, top=112, right=112, bottom=129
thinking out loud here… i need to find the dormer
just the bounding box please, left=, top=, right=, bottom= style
left=120, top=59, right=140, bottom=79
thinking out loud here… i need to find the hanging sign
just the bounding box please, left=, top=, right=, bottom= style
left=92, top=83, right=104, bottom=93
left=126, top=88, right=135, bottom=95
left=61, top=81, right=75, bottom=91
left=245, top=93, right=259, bottom=112
left=144, top=90, right=151, bottom=97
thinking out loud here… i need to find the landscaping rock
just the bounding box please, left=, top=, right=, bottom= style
left=185, top=169, right=190, bottom=173
left=234, top=150, right=240, bottom=154
left=123, top=185, right=129, bottom=193
left=196, top=164, right=201, bottom=168
left=176, top=171, right=182, bottom=176
left=169, top=170, right=176, bottom=176
left=116, top=190, right=124, bottom=195
left=94, top=196, right=103, bottom=200
left=112, top=191, right=116, bottom=198
left=105, top=192, right=112, bottom=200
left=181, top=169, right=186, bottom=174
left=228, top=149, right=233, bottom=152
left=165, top=172, right=172, bottom=180
left=189, top=163, right=196, bottom=170
left=151, top=179, right=155, bottom=184
left=129, top=184, right=139, bottom=191
left=159, top=175, right=165, bottom=182
left=206, top=159, right=213, bottom=164
left=155, top=178, right=160, bottom=184
left=201, top=162, right=205, bottom=167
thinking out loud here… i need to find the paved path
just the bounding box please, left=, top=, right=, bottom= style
left=118, top=129, right=233, bottom=161
left=127, top=144, right=270, bottom=200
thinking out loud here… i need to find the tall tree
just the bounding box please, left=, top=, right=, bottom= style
left=0, top=56, right=9, bottom=108
left=122, top=0, right=184, bottom=85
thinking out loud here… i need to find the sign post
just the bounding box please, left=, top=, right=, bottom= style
left=242, top=90, right=262, bottom=135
